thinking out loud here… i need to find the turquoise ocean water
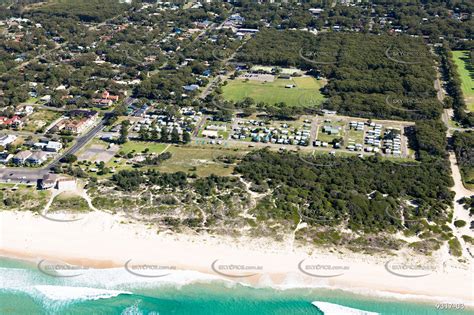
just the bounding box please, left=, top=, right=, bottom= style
left=0, top=257, right=472, bottom=315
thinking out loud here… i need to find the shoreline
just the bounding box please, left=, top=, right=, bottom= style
left=1, top=210, right=473, bottom=306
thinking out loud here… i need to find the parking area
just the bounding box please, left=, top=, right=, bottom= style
left=78, top=143, right=119, bottom=163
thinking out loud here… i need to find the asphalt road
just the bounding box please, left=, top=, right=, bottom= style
left=0, top=117, right=107, bottom=183
left=123, top=96, right=136, bottom=107
left=48, top=118, right=107, bottom=169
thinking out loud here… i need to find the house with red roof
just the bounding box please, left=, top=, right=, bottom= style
left=0, top=115, right=22, bottom=127
left=92, top=90, right=119, bottom=108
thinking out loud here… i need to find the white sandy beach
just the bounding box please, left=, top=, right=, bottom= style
left=0, top=210, right=472, bottom=305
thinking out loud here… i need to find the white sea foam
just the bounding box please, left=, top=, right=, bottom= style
left=270, top=280, right=474, bottom=307
left=1, top=263, right=473, bottom=308
left=0, top=265, right=230, bottom=297
left=121, top=301, right=145, bottom=315
left=312, top=301, right=379, bottom=315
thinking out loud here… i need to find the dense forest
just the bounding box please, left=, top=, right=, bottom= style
left=410, top=119, right=448, bottom=160
left=237, top=30, right=443, bottom=120
left=235, top=0, right=473, bottom=48
left=31, top=0, right=131, bottom=23
left=235, top=149, right=453, bottom=234
left=452, top=131, right=474, bottom=187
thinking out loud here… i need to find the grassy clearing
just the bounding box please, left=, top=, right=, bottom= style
left=452, top=51, right=474, bottom=111
left=222, top=76, right=325, bottom=107
left=346, top=129, right=364, bottom=144
left=23, top=109, right=61, bottom=133
left=119, top=141, right=168, bottom=154
left=26, top=97, right=39, bottom=104
left=158, top=145, right=248, bottom=177
left=49, top=193, right=90, bottom=212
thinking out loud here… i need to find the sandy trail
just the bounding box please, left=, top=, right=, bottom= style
left=448, top=152, right=473, bottom=258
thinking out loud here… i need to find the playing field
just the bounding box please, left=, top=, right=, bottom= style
left=452, top=51, right=474, bottom=111
left=119, top=141, right=168, bottom=154
left=222, top=76, right=325, bottom=107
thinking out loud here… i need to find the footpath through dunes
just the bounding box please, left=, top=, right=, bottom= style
left=447, top=152, right=474, bottom=258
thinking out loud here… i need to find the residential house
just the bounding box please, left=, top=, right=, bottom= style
left=26, top=151, right=48, bottom=165
left=40, top=174, right=58, bottom=189
left=12, top=150, right=32, bottom=164
left=92, top=98, right=113, bottom=108
left=322, top=125, right=340, bottom=135
left=0, top=152, right=12, bottom=164
left=54, top=110, right=98, bottom=134
left=0, top=116, right=22, bottom=127
left=45, top=141, right=63, bottom=152
left=102, top=90, right=119, bottom=102
left=92, top=90, right=119, bottom=108
left=0, top=134, right=17, bottom=147
left=202, top=130, right=218, bottom=138
left=183, top=84, right=200, bottom=92
left=33, top=142, right=47, bottom=150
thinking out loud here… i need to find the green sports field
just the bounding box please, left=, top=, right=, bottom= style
left=452, top=51, right=474, bottom=111
left=222, top=76, right=325, bottom=107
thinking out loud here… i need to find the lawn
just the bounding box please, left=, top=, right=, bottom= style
left=346, top=129, right=364, bottom=144
left=452, top=51, right=474, bottom=111
left=119, top=141, right=169, bottom=154
left=222, top=76, right=325, bottom=107
left=158, top=145, right=248, bottom=177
